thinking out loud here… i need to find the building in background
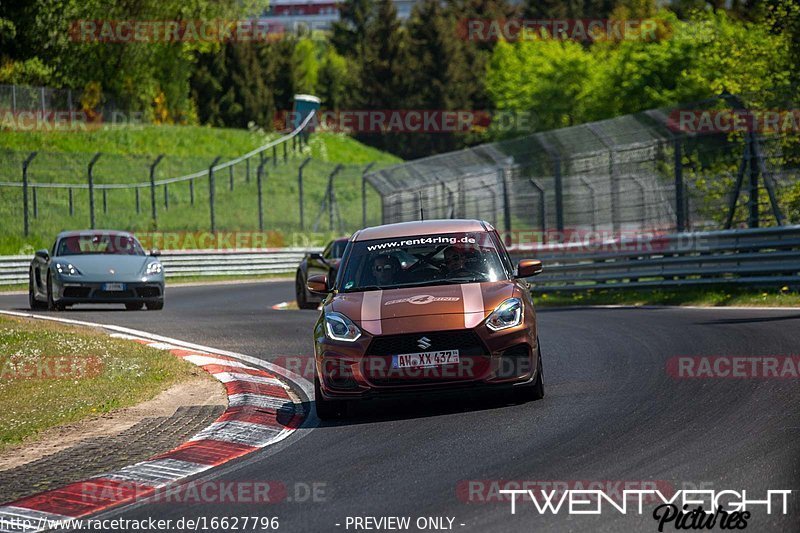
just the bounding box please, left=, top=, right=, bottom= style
left=261, top=0, right=418, bottom=31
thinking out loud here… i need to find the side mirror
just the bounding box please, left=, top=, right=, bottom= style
left=150, top=249, right=161, bottom=257
left=35, top=249, right=49, bottom=261
left=516, top=259, right=543, bottom=278
left=308, top=252, right=326, bottom=263
left=306, top=274, right=330, bottom=295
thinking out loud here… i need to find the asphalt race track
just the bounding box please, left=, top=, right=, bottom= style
left=1, top=282, right=799, bottom=532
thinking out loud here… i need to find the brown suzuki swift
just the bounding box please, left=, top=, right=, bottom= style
left=306, top=219, right=544, bottom=419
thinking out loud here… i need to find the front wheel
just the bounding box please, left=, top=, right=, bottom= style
left=514, top=342, right=544, bottom=402
left=145, top=300, right=164, bottom=310
left=46, top=273, right=65, bottom=311
left=314, top=375, right=347, bottom=420
left=29, top=270, right=46, bottom=310
left=296, top=272, right=317, bottom=310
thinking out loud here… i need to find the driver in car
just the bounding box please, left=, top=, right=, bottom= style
left=443, top=245, right=474, bottom=278
left=372, top=254, right=401, bottom=286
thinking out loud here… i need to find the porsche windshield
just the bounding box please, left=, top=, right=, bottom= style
left=57, top=235, right=145, bottom=256
left=338, top=232, right=509, bottom=292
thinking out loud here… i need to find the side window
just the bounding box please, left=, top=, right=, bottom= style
left=51, top=240, right=58, bottom=257
left=491, top=231, right=514, bottom=277
left=322, top=243, right=332, bottom=260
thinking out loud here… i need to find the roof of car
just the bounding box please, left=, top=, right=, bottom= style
left=56, top=230, right=134, bottom=238
left=353, top=219, right=493, bottom=241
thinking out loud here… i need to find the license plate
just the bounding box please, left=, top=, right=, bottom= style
left=103, top=283, right=125, bottom=291
left=392, top=350, right=460, bottom=369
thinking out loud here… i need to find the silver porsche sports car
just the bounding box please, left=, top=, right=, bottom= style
left=29, top=230, right=165, bottom=311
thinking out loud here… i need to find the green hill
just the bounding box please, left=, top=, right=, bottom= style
left=0, top=125, right=402, bottom=254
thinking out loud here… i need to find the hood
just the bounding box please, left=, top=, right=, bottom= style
left=55, top=255, right=152, bottom=279
left=329, top=281, right=517, bottom=335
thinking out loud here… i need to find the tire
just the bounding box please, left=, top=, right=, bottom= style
left=46, top=273, right=65, bottom=311
left=145, top=300, right=164, bottom=310
left=296, top=272, right=317, bottom=310
left=29, top=270, right=46, bottom=310
left=514, top=342, right=545, bottom=402
left=314, top=375, right=346, bottom=420
left=125, top=302, right=144, bottom=310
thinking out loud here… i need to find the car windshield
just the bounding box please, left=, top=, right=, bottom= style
left=57, top=234, right=145, bottom=256
left=338, top=232, right=508, bottom=292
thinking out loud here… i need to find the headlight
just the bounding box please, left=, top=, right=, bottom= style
left=324, top=312, right=362, bottom=342
left=146, top=262, right=163, bottom=275
left=55, top=263, right=82, bottom=276
left=485, top=298, right=523, bottom=331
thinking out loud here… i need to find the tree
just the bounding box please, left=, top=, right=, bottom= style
left=318, top=47, right=351, bottom=109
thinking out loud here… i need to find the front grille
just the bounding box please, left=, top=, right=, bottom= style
left=135, top=286, right=161, bottom=298
left=365, top=329, right=490, bottom=386
left=94, top=290, right=135, bottom=299
left=367, top=330, right=487, bottom=357
left=63, top=287, right=91, bottom=298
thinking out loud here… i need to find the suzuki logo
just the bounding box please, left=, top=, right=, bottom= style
left=417, top=336, right=432, bottom=350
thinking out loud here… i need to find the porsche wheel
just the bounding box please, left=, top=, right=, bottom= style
left=145, top=300, right=164, bottom=310
left=29, top=270, right=46, bottom=310
left=46, top=273, right=65, bottom=311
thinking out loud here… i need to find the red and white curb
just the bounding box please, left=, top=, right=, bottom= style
left=0, top=311, right=314, bottom=532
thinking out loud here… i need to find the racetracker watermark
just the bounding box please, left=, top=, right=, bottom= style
left=457, top=18, right=661, bottom=42
left=0, top=110, right=145, bottom=131
left=0, top=356, right=103, bottom=380
left=667, top=356, right=800, bottom=379
left=78, top=480, right=327, bottom=504
left=70, top=19, right=288, bottom=43
left=667, top=109, right=800, bottom=134
left=499, top=229, right=712, bottom=254
left=274, top=110, right=539, bottom=134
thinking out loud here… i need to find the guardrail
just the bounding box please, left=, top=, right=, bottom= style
left=510, top=225, right=800, bottom=293
left=2, top=226, right=799, bottom=291
left=0, top=248, right=322, bottom=286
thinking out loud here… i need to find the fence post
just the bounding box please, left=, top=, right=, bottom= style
left=674, top=138, right=685, bottom=232
left=579, top=177, right=597, bottom=231
left=272, top=145, right=277, bottom=167
left=327, top=165, right=344, bottom=231
left=189, top=179, right=194, bottom=205
left=540, top=139, right=563, bottom=232
left=361, top=162, right=376, bottom=228
left=69, top=188, right=74, bottom=216
left=283, top=141, right=287, bottom=162
left=149, top=154, right=164, bottom=224
left=530, top=179, right=546, bottom=236
left=298, top=157, right=311, bottom=231
left=21, top=151, right=37, bottom=236
left=257, top=159, right=267, bottom=231
left=747, top=133, right=759, bottom=228
left=88, top=152, right=102, bottom=229
left=163, top=184, right=168, bottom=209
left=499, top=169, right=512, bottom=245
left=229, top=165, right=234, bottom=191
left=103, top=188, right=108, bottom=213
left=245, top=158, right=250, bottom=183
left=135, top=187, right=140, bottom=214
left=208, top=156, right=222, bottom=233
left=32, top=187, right=38, bottom=218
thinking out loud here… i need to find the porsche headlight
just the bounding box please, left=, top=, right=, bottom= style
left=485, top=298, right=523, bottom=331
left=324, top=312, right=362, bottom=342
left=146, top=262, right=163, bottom=275
left=55, top=262, right=82, bottom=276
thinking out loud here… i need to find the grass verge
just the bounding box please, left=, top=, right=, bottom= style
left=0, top=314, right=205, bottom=452
left=534, top=287, right=800, bottom=307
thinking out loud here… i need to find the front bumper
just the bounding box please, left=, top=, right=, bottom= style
left=53, top=280, right=164, bottom=304
left=315, top=323, right=538, bottom=401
